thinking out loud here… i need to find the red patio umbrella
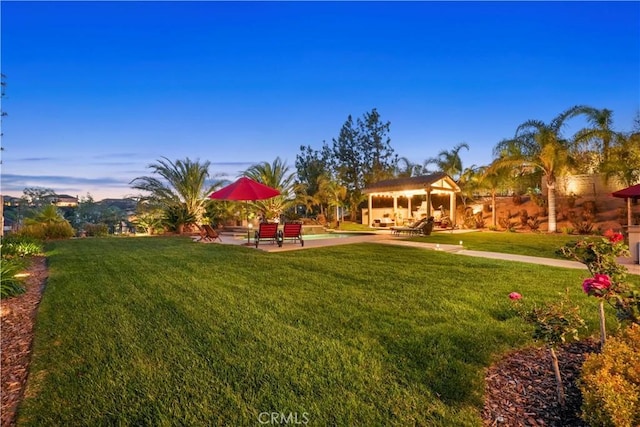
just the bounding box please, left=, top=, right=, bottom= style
left=208, top=176, right=280, bottom=201
left=209, top=177, right=281, bottom=244
left=612, top=183, right=640, bottom=227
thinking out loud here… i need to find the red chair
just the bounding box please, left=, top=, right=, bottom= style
left=254, top=223, right=279, bottom=248
left=278, top=222, right=304, bottom=247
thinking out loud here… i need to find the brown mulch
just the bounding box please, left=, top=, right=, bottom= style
left=1, top=257, right=600, bottom=426
left=482, top=339, right=600, bottom=426
left=1, top=256, right=48, bottom=427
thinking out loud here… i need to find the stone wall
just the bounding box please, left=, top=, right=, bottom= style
left=544, top=174, right=626, bottom=197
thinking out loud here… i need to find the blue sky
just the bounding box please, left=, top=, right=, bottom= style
left=2, top=1, right=639, bottom=200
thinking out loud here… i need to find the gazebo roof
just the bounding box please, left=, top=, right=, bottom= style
left=363, top=173, right=460, bottom=195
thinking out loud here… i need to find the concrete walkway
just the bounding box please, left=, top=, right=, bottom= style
left=204, top=230, right=640, bottom=275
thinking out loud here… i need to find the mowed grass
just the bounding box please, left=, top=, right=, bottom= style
left=19, top=236, right=636, bottom=426
left=410, top=230, right=583, bottom=259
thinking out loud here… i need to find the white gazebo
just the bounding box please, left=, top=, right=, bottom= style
left=362, top=173, right=461, bottom=228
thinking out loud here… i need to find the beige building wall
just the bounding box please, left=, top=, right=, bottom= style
left=544, top=174, right=628, bottom=197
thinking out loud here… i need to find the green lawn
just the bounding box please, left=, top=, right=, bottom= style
left=18, top=236, right=637, bottom=426
left=410, top=230, right=584, bottom=259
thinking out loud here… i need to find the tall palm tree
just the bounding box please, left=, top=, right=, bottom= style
left=424, top=142, right=469, bottom=182
left=243, top=157, right=296, bottom=221
left=493, top=106, right=586, bottom=233
left=130, top=157, right=220, bottom=233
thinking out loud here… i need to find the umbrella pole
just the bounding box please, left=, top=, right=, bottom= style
left=246, top=201, right=251, bottom=245
left=628, top=198, right=632, bottom=228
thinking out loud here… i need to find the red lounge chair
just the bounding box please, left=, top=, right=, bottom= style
left=278, top=222, right=304, bottom=247
left=254, top=223, right=279, bottom=248
left=198, top=224, right=222, bottom=242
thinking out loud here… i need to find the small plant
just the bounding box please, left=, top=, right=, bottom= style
left=83, top=223, right=109, bottom=237
left=1, top=235, right=43, bottom=258
left=509, top=290, right=586, bottom=407
left=498, top=215, right=511, bottom=230
left=560, top=226, right=574, bottom=235
left=519, top=209, right=529, bottom=227
left=512, top=193, right=522, bottom=205
left=527, top=214, right=541, bottom=231
left=1, top=258, right=27, bottom=299
left=580, top=324, right=640, bottom=427
left=574, top=219, right=594, bottom=234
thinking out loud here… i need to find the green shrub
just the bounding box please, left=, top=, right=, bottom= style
left=1, top=258, right=27, bottom=299
left=580, top=324, right=640, bottom=427
left=1, top=235, right=43, bottom=258
left=18, top=221, right=75, bottom=240
left=83, top=223, right=109, bottom=237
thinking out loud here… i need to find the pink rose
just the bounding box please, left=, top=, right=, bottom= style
left=582, top=274, right=612, bottom=297
left=509, top=292, right=522, bottom=300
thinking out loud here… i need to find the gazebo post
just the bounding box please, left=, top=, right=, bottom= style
left=393, top=195, right=398, bottom=223
left=368, top=194, right=373, bottom=227
left=450, top=191, right=457, bottom=227
left=426, top=187, right=432, bottom=218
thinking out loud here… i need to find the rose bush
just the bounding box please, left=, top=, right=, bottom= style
left=561, top=230, right=639, bottom=347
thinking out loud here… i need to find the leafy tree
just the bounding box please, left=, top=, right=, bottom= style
left=493, top=106, right=587, bottom=233
left=132, top=201, right=165, bottom=234
left=130, top=157, right=220, bottom=233
left=330, top=109, right=394, bottom=219
left=21, top=187, right=56, bottom=206
left=295, top=145, right=328, bottom=200
left=243, top=157, right=296, bottom=221
left=424, top=142, right=469, bottom=182
left=358, top=108, right=395, bottom=186
left=331, top=114, right=361, bottom=213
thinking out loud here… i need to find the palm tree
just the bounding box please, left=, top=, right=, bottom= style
left=572, top=107, right=616, bottom=165
left=479, top=161, right=515, bottom=228
left=130, top=157, right=221, bottom=233
left=424, top=142, right=470, bottom=182
left=456, top=164, right=482, bottom=210
left=602, top=130, right=640, bottom=187
left=243, top=157, right=296, bottom=221
left=493, top=106, right=586, bottom=233
left=317, top=175, right=347, bottom=222
left=25, top=204, right=66, bottom=226
left=393, top=156, right=423, bottom=178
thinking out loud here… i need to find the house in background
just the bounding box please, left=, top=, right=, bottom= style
left=50, top=194, right=79, bottom=207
